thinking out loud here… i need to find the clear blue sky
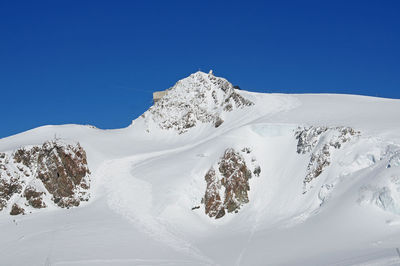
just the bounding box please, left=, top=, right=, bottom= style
left=1, top=1, right=399, bottom=138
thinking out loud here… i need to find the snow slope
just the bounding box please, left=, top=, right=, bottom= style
left=1, top=71, right=400, bottom=265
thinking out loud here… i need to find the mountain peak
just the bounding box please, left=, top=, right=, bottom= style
left=142, top=71, right=254, bottom=134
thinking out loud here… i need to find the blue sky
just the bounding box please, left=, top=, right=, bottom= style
left=1, top=1, right=399, bottom=138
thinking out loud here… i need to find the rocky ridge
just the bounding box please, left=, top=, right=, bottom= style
left=295, top=126, right=360, bottom=189
left=143, top=71, right=254, bottom=134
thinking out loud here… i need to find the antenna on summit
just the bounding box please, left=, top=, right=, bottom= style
left=209, top=69, right=213, bottom=75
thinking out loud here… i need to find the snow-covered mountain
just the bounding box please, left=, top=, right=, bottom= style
left=1, top=71, right=400, bottom=265
left=142, top=71, right=253, bottom=133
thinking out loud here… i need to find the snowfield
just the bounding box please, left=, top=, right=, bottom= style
left=1, top=71, right=400, bottom=265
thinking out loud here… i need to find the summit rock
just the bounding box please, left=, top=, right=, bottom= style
left=143, top=71, right=254, bottom=134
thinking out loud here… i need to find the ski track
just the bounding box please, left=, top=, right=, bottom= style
left=95, top=149, right=216, bottom=266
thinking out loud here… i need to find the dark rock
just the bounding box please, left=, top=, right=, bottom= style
left=241, top=147, right=252, bottom=154
left=0, top=178, right=22, bottom=211
left=203, top=168, right=224, bottom=218
left=219, top=149, right=251, bottom=213
left=24, top=186, right=46, bottom=209
left=214, top=117, right=224, bottom=128
left=203, top=148, right=256, bottom=219
left=253, top=166, right=261, bottom=177
left=10, top=204, right=25, bottom=215
left=0, top=140, right=90, bottom=214
left=33, top=141, right=90, bottom=208
left=295, top=126, right=360, bottom=185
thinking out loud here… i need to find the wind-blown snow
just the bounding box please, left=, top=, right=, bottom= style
left=1, top=71, right=400, bottom=265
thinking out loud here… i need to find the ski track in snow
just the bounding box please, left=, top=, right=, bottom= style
left=95, top=149, right=216, bottom=266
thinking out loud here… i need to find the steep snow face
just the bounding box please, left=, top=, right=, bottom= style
left=142, top=71, right=254, bottom=134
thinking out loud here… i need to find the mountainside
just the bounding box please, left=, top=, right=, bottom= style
left=1, top=71, right=400, bottom=265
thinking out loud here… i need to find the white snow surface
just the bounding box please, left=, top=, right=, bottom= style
left=1, top=72, right=400, bottom=265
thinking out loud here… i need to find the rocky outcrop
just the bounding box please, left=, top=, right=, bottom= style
left=295, top=127, right=328, bottom=154
left=21, top=141, right=90, bottom=207
left=295, top=126, right=360, bottom=186
left=24, top=186, right=46, bottom=209
left=0, top=177, right=22, bottom=211
left=0, top=140, right=90, bottom=215
left=203, top=168, right=225, bottom=218
left=143, top=71, right=254, bottom=134
left=10, top=203, right=25, bottom=216
left=0, top=152, right=24, bottom=211
left=202, top=148, right=260, bottom=219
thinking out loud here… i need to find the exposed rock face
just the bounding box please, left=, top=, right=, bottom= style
left=204, top=168, right=225, bottom=218
left=10, top=204, right=25, bottom=216
left=202, top=148, right=260, bottom=219
left=0, top=140, right=90, bottom=215
left=0, top=177, right=22, bottom=211
left=295, top=127, right=329, bottom=154
left=144, top=71, right=254, bottom=134
left=253, top=166, right=261, bottom=177
left=295, top=126, right=360, bottom=186
left=24, top=186, right=46, bottom=209
left=0, top=152, right=24, bottom=211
